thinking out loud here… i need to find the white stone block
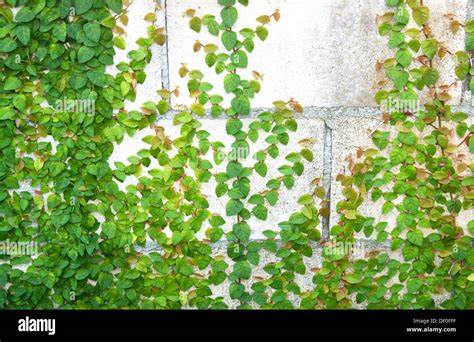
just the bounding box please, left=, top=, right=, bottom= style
left=166, top=0, right=467, bottom=108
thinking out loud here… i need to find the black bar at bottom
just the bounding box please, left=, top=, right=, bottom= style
left=0, top=310, right=472, bottom=338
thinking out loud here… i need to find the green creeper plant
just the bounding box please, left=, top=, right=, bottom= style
left=182, top=0, right=320, bottom=308
left=0, top=0, right=174, bottom=309
left=0, top=0, right=472, bottom=310
left=307, top=0, right=473, bottom=309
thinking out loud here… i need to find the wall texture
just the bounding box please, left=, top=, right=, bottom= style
left=109, top=0, right=474, bottom=307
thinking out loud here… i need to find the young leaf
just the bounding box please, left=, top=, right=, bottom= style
left=421, top=39, right=438, bottom=60
left=221, top=7, right=238, bottom=27
left=413, top=6, right=430, bottom=26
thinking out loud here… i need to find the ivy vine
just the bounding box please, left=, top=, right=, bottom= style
left=0, top=0, right=472, bottom=310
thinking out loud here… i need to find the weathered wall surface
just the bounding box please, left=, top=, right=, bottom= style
left=110, top=0, right=474, bottom=306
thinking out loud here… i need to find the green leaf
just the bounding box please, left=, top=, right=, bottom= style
left=222, top=31, right=238, bottom=50
left=398, top=132, right=417, bottom=145
left=15, top=26, right=30, bottom=45
left=33, top=158, right=44, bottom=171
left=407, top=278, right=422, bottom=293
left=87, top=71, right=106, bottom=86
left=43, top=273, right=56, bottom=289
left=395, top=49, right=412, bottom=67
left=243, top=38, right=254, bottom=52
left=224, top=73, right=241, bottom=93
left=102, top=222, right=117, bottom=239
left=51, top=212, right=70, bottom=228
left=106, top=0, right=122, bottom=14
left=232, top=222, right=250, bottom=241
left=100, top=16, right=117, bottom=29
left=231, top=95, right=250, bottom=115
left=455, top=63, right=469, bottom=80
left=233, top=261, right=251, bottom=280
left=75, top=0, right=94, bottom=15
left=297, top=194, right=314, bottom=205
left=255, top=162, right=267, bottom=177
left=230, top=50, right=248, bottom=68
left=379, top=22, right=391, bottom=36
left=386, top=0, right=401, bottom=7
left=394, top=7, right=409, bottom=25
left=84, top=23, right=101, bottom=43
left=413, top=6, right=430, bottom=26
left=190, top=103, right=205, bottom=116
left=15, top=7, right=35, bottom=22
left=221, top=6, right=238, bottom=27
left=226, top=161, right=242, bottom=178
left=52, top=22, right=67, bottom=42
left=216, top=183, right=228, bottom=197
left=219, top=0, right=236, bottom=5
left=3, top=76, right=21, bottom=91
left=76, top=269, right=90, bottom=281
left=0, top=38, right=17, bottom=53
left=389, top=32, right=404, bottom=48
left=249, top=194, right=264, bottom=205
left=346, top=273, right=362, bottom=284
left=403, top=197, right=419, bottom=214
left=226, top=118, right=243, bottom=135
left=467, top=32, right=474, bottom=51
left=421, top=39, right=438, bottom=60
left=226, top=199, right=244, bottom=216
left=397, top=213, right=414, bottom=229
left=301, top=148, right=314, bottom=162
left=49, top=162, right=65, bottom=177
left=229, top=282, right=245, bottom=299
left=453, top=294, right=467, bottom=309
left=252, top=205, right=268, bottom=221
left=422, top=68, right=439, bottom=85
left=175, top=111, right=192, bottom=123
left=125, top=270, right=141, bottom=279
left=78, top=46, right=95, bottom=63
left=189, top=17, right=201, bottom=33
left=209, top=227, right=224, bottom=242
left=205, top=53, right=217, bottom=69
left=12, top=94, right=26, bottom=111
left=407, top=230, right=423, bottom=247
left=390, top=69, right=409, bottom=90
left=466, top=20, right=474, bottom=33
left=256, top=26, right=268, bottom=41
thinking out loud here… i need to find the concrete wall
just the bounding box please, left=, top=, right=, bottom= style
left=111, top=0, right=474, bottom=307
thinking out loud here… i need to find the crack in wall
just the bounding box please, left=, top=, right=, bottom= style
left=157, top=0, right=170, bottom=91
left=322, top=121, right=333, bottom=239
left=134, top=238, right=391, bottom=254
left=154, top=105, right=474, bottom=121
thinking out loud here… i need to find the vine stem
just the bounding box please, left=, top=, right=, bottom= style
left=227, top=24, right=245, bottom=306
left=114, top=0, right=134, bottom=20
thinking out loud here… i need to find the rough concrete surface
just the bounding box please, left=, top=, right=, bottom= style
left=167, top=0, right=467, bottom=108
